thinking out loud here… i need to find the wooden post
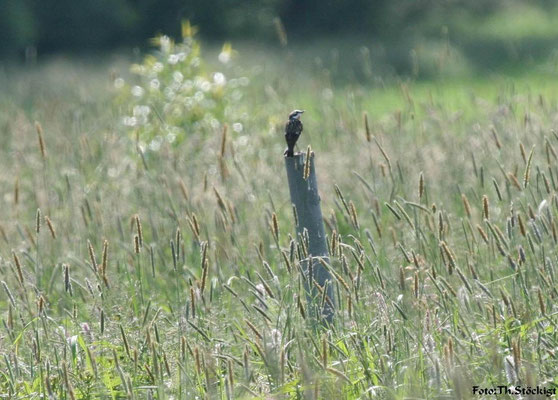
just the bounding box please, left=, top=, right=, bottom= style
left=285, top=152, right=335, bottom=324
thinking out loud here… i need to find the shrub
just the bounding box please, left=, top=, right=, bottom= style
left=115, top=22, right=248, bottom=153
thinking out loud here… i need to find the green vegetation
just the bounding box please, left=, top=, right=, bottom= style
left=115, top=26, right=246, bottom=151
left=1, top=27, right=558, bottom=399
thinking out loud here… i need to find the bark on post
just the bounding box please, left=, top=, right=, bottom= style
left=285, top=152, right=335, bottom=324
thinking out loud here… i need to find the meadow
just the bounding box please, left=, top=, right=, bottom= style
left=1, top=19, right=558, bottom=399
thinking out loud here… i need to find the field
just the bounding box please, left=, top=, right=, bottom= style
left=1, top=25, right=558, bottom=399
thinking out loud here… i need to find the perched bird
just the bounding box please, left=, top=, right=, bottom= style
left=284, top=109, right=304, bottom=157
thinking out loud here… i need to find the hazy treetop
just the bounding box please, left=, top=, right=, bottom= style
left=1, top=0, right=550, bottom=57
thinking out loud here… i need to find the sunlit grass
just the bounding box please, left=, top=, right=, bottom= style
left=459, top=4, right=558, bottom=41
left=0, top=35, right=558, bottom=399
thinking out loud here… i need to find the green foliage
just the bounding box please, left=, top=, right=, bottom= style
left=2, top=0, right=557, bottom=57
left=1, top=37, right=558, bottom=398
left=116, top=28, right=247, bottom=152
left=0, top=0, right=36, bottom=54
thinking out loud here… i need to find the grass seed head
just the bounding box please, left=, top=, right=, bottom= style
left=303, top=146, right=311, bottom=180
left=461, top=194, right=471, bottom=218
left=36, top=209, right=41, bottom=234
left=35, top=121, right=47, bottom=160
left=523, top=146, right=534, bottom=188
left=491, top=126, right=501, bottom=149
left=134, top=234, right=140, bottom=254
left=271, top=212, right=279, bottom=240
left=88, top=240, right=98, bottom=271
left=419, top=172, right=424, bottom=199
left=134, top=214, right=143, bottom=248
left=482, top=195, right=489, bottom=220
left=45, top=216, right=56, bottom=239
left=363, top=112, right=371, bottom=142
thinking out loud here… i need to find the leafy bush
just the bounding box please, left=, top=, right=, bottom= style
left=115, top=23, right=248, bottom=153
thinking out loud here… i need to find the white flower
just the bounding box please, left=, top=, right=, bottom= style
left=149, top=137, right=162, bottom=152
left=133, top=105, right=150, bottom=117
left=131, top=86, right=144, bottom=97
left=200, top=81, right=211, bottom=92
left=150, top=79, right=160, bottom=90
left=218, top=51, right=231, bottom=64
left=173, top=71, right=184, bottom=83
left=168, top=54, right=179, bottom=65
left=213, top=72, right=226, bottom=86
left=159, top=36, right=171, bottom=53
left=123, top=116, right=137, bottom=127
left=153, top=62, right=164, bottom=73
left=114, top=78, right=125, bottom=89
left=166, top=133, right=177, bottom=143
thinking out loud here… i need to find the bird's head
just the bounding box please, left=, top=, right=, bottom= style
left=289, top=109, right=305, bottom=120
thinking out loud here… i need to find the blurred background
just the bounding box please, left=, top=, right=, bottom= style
left=2, top=0, right=558, bottom=80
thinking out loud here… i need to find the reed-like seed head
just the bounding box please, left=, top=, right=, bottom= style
left=440, top=241, right=456, bottom=274
left=134, top=214, right=143, bottom=248
left=190, top=287, right=196, bottom=318
left=349, top=201, right=359, bottom=229
left=519, top=142, right=526, bottom=163
left=508, top=173, right=522, bottom=190
left=419, top=172, right=424, bottom=199
left=482, top=195, right=489, bottom=220
left=178, top=178, right=189, bottom=201
left=200, top=242, right=209, bottom=294
left=220, top=124, right=228, bottom=158
left=461, top=194, right=471, bottom=218
left=88, top=240, right=98, bottom=271
left=35, top=121, right=47, bottom=160
left=12, top=251, right=24, bottom=285
left=2, top=280, right=16, bottom=307
left=14, top=178, right=19, bottom=205
left=476, top=224, right=489, bottom=244
left=134, top=234, right=140, bottom=254
left=271, top=212, right=279, bottom=240
left=44, top=216, right=56, bottom=239
left=303, top=146, right=311, bottom=180
left=374, top=137, right=392, bottom=171
left=523, top=146, right=534, bottom=188
left=363, top=112, right=371, bottom=142
left=63, top=264, right=71, bottom=293
left=491, top=126, right=501, bottom=149
left=517, top=214, right=526, bottom=237
left=36, top=209, right=41, bottom=234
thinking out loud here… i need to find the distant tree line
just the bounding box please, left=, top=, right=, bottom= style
left=0, top=0, right=551, bottom=57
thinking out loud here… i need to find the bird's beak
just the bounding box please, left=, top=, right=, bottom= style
left=301, top=110, right=305, bottom=113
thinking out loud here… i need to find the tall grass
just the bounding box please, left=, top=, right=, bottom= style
left=0, top=37, right=557, bottom=399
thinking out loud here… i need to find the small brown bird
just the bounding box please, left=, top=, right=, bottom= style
left=284, top=109, right=304, bottom=157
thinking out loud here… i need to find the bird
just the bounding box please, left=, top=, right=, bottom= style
left=284, top=109, right=304, bottom=157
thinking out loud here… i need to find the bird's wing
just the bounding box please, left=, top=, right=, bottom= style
left=295, top=119, right=303, bottom=134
